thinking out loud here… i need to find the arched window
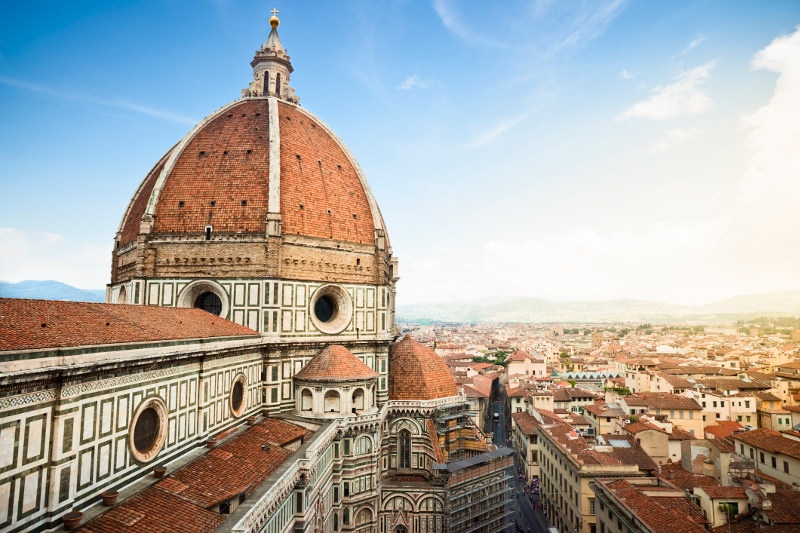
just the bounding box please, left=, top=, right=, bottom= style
left=395, top=527, right=408, bottom=533
left=355, top=508, right=372, bottom=525
left=398, top=429, right=411, bottom=469
left=355, top=435, right=372, bottom=454
left=118, top=285, right=127, bottom=304
left=352, top=388, right=365, bottom=411
left=301, top=389, right=313, bottom=411
left=263, top=71, right=269, bottom=96
left=275, top=73, right=281, bottom=96
left=324, top=391, right=340, bottom=413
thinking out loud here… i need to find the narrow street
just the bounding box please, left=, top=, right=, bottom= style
left=488, top=384, right=554, bottom=533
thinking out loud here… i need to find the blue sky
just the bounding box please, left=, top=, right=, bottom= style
left=1, top=1, right=800, bottom=306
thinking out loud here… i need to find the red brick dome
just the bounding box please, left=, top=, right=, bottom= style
left=295, top=344, right=379, bottom=382
left=389, top=335, right=459, bottom=401
left=117, top=98, right=385, bottom=248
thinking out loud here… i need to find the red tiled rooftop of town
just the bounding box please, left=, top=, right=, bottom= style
left=731, top=427, right=800, bottom=460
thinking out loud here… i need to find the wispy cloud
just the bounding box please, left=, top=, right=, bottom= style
left=619, top=69, right=635, bottom=80
left=681, top=34, right=705, bottom=55
left=0, top=76, right=197, bottom=125
left=619, top=61, right=715, bottom=120
left=465, top=112, right=531, bottom=148
left=397, top=75, right=428, bottom=91
left=546, top=0, right=628, bottom=55
left=432, top=0, right=505, bottom=48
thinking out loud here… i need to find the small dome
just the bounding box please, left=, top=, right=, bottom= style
left=295, top=345, right=379, bottom=382
left=389, top=335, right=458, bottom=400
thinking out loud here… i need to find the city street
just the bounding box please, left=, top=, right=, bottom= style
left=488, top=385, right=553, bottom=533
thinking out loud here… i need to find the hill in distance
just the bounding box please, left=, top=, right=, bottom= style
left=0, top=280, right=105, bottom=303
left=397, top=291, right=800, bottom=324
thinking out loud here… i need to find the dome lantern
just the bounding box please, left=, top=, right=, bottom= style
left=244, top=8, right=299, bottom=103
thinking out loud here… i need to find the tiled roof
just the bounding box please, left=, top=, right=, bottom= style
left=511, top=412, right=540, bottom=435
left=460, top=374, right=492, bottom=398
left=0, top=298, right=258, bottom=352
left=668, top=427, right=696, bottom=441
left=731, top=428, right=800, bottom=460
left=389, top=335, right=458, bottom=401
left=699, top=378, right=771, bottom=391
left=541, top=418, right=652, bottom=470
left=623, top=421, right=667, bottom=435
left=583, top=402, right=626, bottom=417
left=704, top=420, right=743, bottom=440
left=164, top=418, right=302, bottom=507
left=508, top=349, right=544, bottom=363
left=79, top=483, right=225, bottom=533
left=595, top=478, right=708, bottom=533
left=754, top=391, right=783, bottom=402
left=654, top=462, right=719, bottom=491
left=698, top=486, right=747, bottom=499
left=81, top=417, right=309, bottom=532
left=120, top=99, right=376, bottom=246
left=294, top=344, right=379, bottom=381
left=638, top=392, right=702, bottom=410
left=600, top=434, right=658, bottom=471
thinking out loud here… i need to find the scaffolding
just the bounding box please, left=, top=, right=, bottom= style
left=441, top=449, right=515, bottom=533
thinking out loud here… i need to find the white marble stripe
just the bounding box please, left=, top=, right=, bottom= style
left=267, top=97, right=281, bottom=215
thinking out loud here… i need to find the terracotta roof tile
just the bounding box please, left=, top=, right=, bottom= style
left=389, top=335, right=458, bottom=401
left=79, top=484, right=225, bottom=533
left=120, top=99, right=377, bottom=246
left=81, top=417, right=309, bottom=532
left=294, top=344, right=379, bottom=381
left=597, top=478, right=708, bottom=533
left=731, top=428, right=800, bottom=460
left=0, top=298, right=258, bottom=352
left=638, top=392, right=703, bottom=410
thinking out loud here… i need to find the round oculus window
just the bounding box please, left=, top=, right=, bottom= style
left=176, top=280, right=229, bottom=318
left=314, top=295, right=337, bottom=323
left=133, top=407, right=159, bottom=454
left=195, top=291, right=222, bottom=316
left=309, top=285, right=352, bottom=335
left=129, top=397, right=168, bottom=463
left=230, top=374, right=247, bottom=417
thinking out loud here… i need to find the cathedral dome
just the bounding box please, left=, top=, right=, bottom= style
left=116, top=97, right=385, bottom=248
left=295, top=345, right=379, bottom=382
left=389, top=335, right=459, bottom=401
left=108, top=13, right=399, bottom=340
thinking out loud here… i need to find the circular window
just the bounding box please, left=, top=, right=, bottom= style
left=314, top=295, right=336, bottom=322
left=309, top=285, right=352, bottom=335
left=176, top=280, right=229, bottom=318
left=230, top=374, right=247, bottom=417
left=195, top=291, right=222, bottom=315
left=129, top=397, right=168, bottom=463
